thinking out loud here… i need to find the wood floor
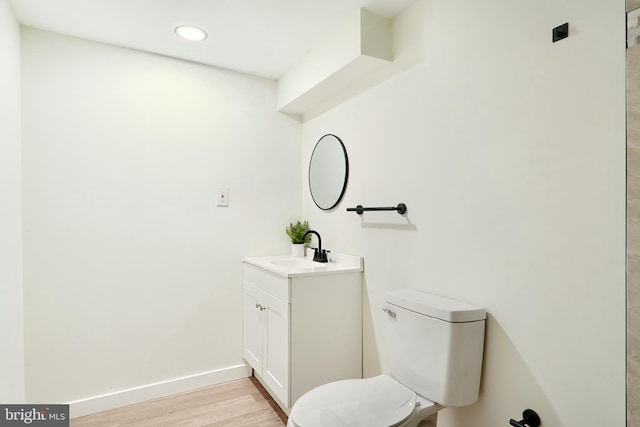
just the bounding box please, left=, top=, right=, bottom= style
left=70, top=377, right=288, bottom=427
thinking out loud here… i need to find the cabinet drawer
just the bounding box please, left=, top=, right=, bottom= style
left=243, top=263, right=290, bottom=303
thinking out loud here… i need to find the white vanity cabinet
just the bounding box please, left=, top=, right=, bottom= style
left=242, top=254, right=363, bottom=413
left=243, top=268, right=290, bottom=405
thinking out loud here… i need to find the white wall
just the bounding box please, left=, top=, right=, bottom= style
left=0, top=0, right=25, bottom=403
left=21, top=28, right=301, bottom=403
left=302, top=0, right=626, bottom=426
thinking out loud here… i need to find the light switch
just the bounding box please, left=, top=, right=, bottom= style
left=216, top=187, right=229, bottom=207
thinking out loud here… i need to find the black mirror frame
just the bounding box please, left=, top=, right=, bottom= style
left=308, top=134, right=349, bottom=211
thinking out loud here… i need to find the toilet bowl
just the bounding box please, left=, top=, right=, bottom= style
left=287, top=289, right=486, bottom=427
left=287, top=374, right=441, bottom=427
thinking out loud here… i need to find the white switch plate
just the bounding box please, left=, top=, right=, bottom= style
left=216, top=187, right=229, bottom=207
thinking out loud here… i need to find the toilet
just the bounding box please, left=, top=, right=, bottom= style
left=287, top=289, right=486, bottom=427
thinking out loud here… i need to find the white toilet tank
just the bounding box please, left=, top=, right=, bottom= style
left=383, top=289, right=486, bottom=407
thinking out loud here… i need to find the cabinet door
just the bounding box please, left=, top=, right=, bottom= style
left=243, top=282, right=263, bottom=373
left=262, top=290, right=290, bottom=406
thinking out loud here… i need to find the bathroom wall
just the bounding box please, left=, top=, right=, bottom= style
left=628, top=22, right=640, bottom=426
left=0, top=0, right=25, bottom=403
left=302, top=0, right=626, bottom=426
left=21, top=28, right=301, bottom=403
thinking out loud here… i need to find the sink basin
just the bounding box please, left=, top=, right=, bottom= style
left=270, top=258, right=327, bottom=271
left=243, top=253, right=363, bottom=277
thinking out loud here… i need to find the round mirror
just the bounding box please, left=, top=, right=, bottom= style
left=309, top=134, right=349, bottom=210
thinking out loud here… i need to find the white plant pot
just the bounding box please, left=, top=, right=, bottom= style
left=291, top=244, right=305, bottom=257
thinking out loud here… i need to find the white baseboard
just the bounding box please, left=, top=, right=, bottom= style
left=68, top=364, right=252, bottom=419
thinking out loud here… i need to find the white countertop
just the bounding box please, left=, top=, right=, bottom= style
left=243, top=252, right=363, bottom=278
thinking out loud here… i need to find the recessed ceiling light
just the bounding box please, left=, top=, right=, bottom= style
left=174, top=25, right=208, bottom=42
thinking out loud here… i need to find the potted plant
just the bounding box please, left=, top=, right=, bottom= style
left=286, top=220, right=311, bottom=257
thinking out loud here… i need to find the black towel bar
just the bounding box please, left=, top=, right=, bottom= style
left=347, top=203, right=407, bottom=215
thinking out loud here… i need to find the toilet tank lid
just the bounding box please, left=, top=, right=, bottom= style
left=386, top=289, right=486, bottom=322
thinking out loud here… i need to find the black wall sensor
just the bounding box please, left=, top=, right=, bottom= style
left=553, top=23, right=569, bottom=42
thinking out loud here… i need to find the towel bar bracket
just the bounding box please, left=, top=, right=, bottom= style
left=509, top=409, right=541, bottom=427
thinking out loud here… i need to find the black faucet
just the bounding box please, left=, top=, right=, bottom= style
left=303, top=230, right=329, bottom=263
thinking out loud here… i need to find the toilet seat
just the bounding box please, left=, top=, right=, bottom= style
left=289, top=375, right=420, bottom=427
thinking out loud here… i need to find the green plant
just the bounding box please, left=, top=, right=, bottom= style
left=286, top=221, right=311, bottom=244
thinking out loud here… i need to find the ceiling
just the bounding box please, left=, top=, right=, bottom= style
left=9, top=0, right=416, bottom=80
